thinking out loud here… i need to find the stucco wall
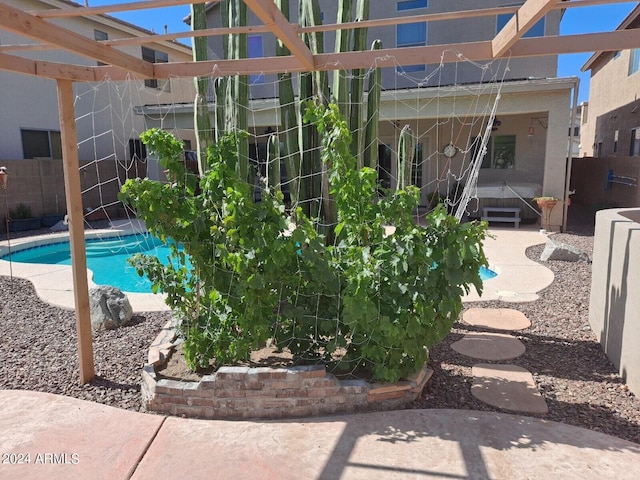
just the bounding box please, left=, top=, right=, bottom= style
left=0, top=0, right=194, bottom=162
left=0, top=158, right=145, bottom=231
left=570, top=156, right=640, bottom=208
left=581, top=48, right=640, bottom=158
left=590, top=208, right=640, bottom=397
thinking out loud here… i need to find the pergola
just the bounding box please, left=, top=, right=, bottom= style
left=0, top=0, right=637, bottom=384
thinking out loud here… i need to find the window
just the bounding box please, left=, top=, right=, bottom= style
left=398, top=0, right=427, bottom=10
left=94, top=30, right=108, bottom=66
left=248, top=35, right=264, bottom=84
left=129, top=139, right=147, bottom=161
left=629, top=49, right=640, bottom=76
left=21, top=129, right=62, bottom=159
left=410, top=144, right=424, bottom=188
left=614, top=130, right=619, bottom=153
left=480, top=135, right=516, bottom=169
left=397, top=22, right=427, bottom=72
left=630, top=128, right=640, bottom=156
left=377, top=144, right=392, bottom=191
left=497, top=14, right=545, bottom=38
left=142, top=46, right=170, bottom=91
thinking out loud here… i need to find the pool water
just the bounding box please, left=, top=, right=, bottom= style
left=3, top=234, right=179, bottom=293
left=2, top=234, right=498, bottom=294
left=479, top=266, right=498, bottom=281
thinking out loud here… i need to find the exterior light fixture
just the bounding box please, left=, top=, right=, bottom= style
left=0, top=166, right=7, bottom=190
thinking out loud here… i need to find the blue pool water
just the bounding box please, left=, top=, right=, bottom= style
left=2, top=234, right=178, bottom=293
left=479, top=266, right=498, bottom=281
left=2, top=235, right=498, bottom=293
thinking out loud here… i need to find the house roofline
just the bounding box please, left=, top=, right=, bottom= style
left=37, top=0, right=192, bottom=54
left=134, top=76, right=578, bottom=116
left=581, top=4, right=640, bottom=72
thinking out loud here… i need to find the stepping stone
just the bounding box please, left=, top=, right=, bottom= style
left=450, top=332, right=525, bottom=361
left=463, top=308, right=531, bottom=331
left=471, top=364, right=548, bottom=414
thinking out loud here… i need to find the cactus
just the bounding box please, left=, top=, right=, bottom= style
left=397, top=125, right=415, bottom=191
left=299, top=0, right=328, bottom=222
left=364, top=40, right=382, bottom=170
left=266, top=133, right=281, bottom=192
left=349, top=0, right=369, bottom=164
left=214, top=77, right=226, bottom=142
left=333, top=0, right=353, bottom=120
left=191, top=3, right=213, bottom=177
left=215, top=1, right=250, bottom=182
left=275, top=0, right=302, bottom=209
left=229, top=0, right=249, bottom=183
left=209, top=0, right=383, bottom=244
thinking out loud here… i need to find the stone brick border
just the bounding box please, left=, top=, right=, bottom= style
left=142, top=321, right=433, bottom=420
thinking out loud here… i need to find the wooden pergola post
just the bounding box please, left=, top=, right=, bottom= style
left=56, top=79, right=95, bottom=384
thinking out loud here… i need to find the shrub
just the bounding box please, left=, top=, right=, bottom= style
left=120, top=104, right=488, bottom=382
left=9, top=203, right=33, bottom=219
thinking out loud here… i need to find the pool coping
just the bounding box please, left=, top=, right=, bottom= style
left=0, top=224, right=553, bottom=312
left=0, top=219, right=169, bottom=312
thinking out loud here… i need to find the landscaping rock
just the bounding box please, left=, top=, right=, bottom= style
left=49, top=217, right=68, bottom=232
left=89, top=286, right=133, bottom=331
left=540, top=240, right=589, bottom=262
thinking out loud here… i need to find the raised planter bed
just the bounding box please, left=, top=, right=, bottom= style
left=142, top=321, right=433, bottom=420
left=8, top=217, right=42, bottom=232
left=41, top=214, right=65, bottom=228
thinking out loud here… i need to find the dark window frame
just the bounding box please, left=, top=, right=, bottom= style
left=21, top=129, right=62, bottom=159
left=142, top=46, right=170, bottom=91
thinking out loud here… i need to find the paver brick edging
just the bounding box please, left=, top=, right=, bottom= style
left=142, top=321, right=433, bottom=419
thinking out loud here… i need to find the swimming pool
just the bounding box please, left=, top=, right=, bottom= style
left=479, top=266, right=497, bottom=281
left=1, top=234, right=498, bottom=294
left=1, top=234, right=178, bottom=293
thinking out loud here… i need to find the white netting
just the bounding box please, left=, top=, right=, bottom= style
left=72, top=49, right=509, bottom=374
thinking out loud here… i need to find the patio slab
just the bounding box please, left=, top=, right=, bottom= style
left=0, top=390, right=164, bottom=480
left=471, top=364, right=548, bottom=414
left=2, top=390, right=639, bottom=479
left=463, top=227, right=554, bottom=303
left=451, top=332, right=526, bottom=361
left=462, top=308, right=531, bottom=331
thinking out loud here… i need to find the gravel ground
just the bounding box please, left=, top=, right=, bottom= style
left=413, top=224, right=640, bottom=445
left=1, top=217, right=639, bottom=444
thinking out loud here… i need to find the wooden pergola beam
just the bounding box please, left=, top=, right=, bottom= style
left=0, top=3, right=153, bottom=77
left=56, top=79, right=95, bottom=385
left=0, top=50, right=37, bottom=76
left=8, top=1, right=623, bottom=53
left=29, top=0, right=207, bottom=18
left=243, top=0, right=313, bottom=70
left=4, top=29, right=638, bottom=82
left=492, top=0, right=561, bottom=58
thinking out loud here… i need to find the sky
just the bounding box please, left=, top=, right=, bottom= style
left=93, top=1, right=637, bottom=104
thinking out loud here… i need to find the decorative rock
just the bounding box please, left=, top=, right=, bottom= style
left=471, top=364, right=548, bottom=414
left=89, top=286, right=133, bottom=331
left=49, top=218, right=68, bottom=232
left=463, top=308, right=531, bottom=331
left=451, top=332, right=526, bottom=361
left=540, top=240, right=589, bottom=262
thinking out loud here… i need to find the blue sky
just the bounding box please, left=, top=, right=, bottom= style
left=96, top=1, right=636, bottom=104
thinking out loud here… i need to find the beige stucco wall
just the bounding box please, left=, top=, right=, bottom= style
left=590, top=208, right=640, bottom=397
left=581, top=49, right=640, bottom=157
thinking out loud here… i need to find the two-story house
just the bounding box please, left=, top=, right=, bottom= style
left=580, top=5, right=640, bottom=159
left=156, top=0, right=576, bottom=230
left=0, top=0, right=194, bottom=218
